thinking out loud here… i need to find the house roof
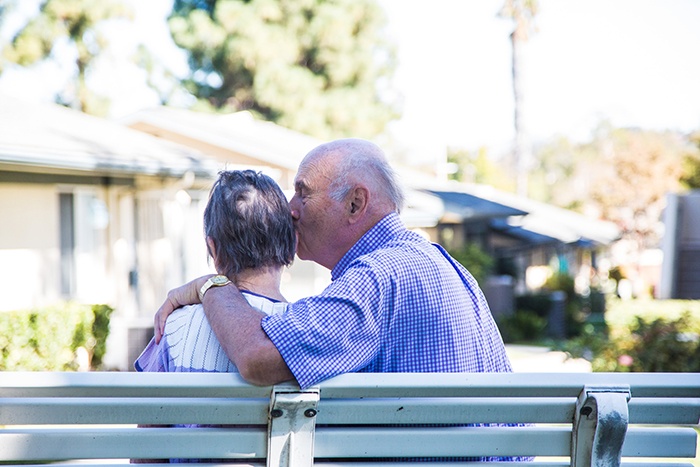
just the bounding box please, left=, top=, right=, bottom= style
left=490, top=218, right=567, bottom=247
left=419, top=180, right=620, bottom=247
left=0, top=95, right=218, bottom=179
left=425, top=190, right=527, bottom=221
left=120, top=107, right=322, bottom=171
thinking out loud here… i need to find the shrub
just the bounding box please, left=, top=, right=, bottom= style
left=515, top=289, right=588, bottom=338
left=90, top=304, right=114, bottom=369
left=448, top=242, right=494, bottom=286
left=0, top=302, right=113, bottom=371
left=559, top=299, right=700, bottom=372
left=514, top=293, right=551, bottom=318
left=620, top=314, right=700, bottom=372
left=498, top=310, right=548, bottom=343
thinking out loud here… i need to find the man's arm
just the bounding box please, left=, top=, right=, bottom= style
left=153, top=275, right=295, bottom=386
left=202, top=284, right=295, bottom=386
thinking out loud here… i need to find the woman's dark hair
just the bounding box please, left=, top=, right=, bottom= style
left=203, top=170, right=295, bottom=278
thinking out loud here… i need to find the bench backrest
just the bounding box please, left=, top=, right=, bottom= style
left=0, top=371, right=697, bottom=467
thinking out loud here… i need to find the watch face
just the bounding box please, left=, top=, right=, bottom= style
left=212, top=275, right=229, bottom=285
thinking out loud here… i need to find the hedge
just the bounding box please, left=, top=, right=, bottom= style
left=561, top=298, right=700, bottom=372
left=0, top=302, right=113, bottom=371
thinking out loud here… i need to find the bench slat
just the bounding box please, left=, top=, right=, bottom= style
left=313, top=463, right=695, bottom=467
left=316, top=397, right=700, bottom=425
left=2, top=426, right=694, bottom=461
left=315, top=426, right=568, bottom=457
left=622, top=427, right=699, bottom=458
left=629, top=398, right=700, bottom=424
left=0, top=463, right=695, bottom=467
left=318, top=398, right=574, bottom=424
left=317, top=373, right=700, bottom=398
left=317, top=464, right=696, bottom=467
left=0, top=372, right=273, bottom=398
left=0, top=428, right=266, bottom=461
left=0, top=398, right=269, bottom=425
left=3, top=397, right=694, bottom=426
left=312, top=426, right=698, bottom=459
left=1, top=372, right=698, bottom=398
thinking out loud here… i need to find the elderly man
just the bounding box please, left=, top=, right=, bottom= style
left=154, top=138, right=513, bottom=388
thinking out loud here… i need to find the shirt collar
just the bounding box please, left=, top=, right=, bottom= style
left=331, top=212, right=404, bottom=280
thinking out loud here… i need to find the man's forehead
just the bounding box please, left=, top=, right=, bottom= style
left=294, top=157, right=330, bottom=188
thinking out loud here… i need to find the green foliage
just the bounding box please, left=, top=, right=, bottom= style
left=446, top=146, right=514, bottom=191
left=90, top=303, right=114, bottom=369
left=514, top=273, right=590, bottom=339
left=531, top=127, right=698, bottom=257
left=168, top=0, right=399, bottom=139
left=0, top=302, right=113, bottom=371
left=585, top=127, right=689, bottom=250
left=447, top=242, right=494, bottom=287
left=543, top=271, right=575, bottom=297
left=560, top=298, right=700, bottom=372
left=680, top=132, right=700, bottom=189
left=498, top=310, right=547, bottom=343
left=2, top=0, right=133, bottom=114
left=514, top=293, right=551, bottom=318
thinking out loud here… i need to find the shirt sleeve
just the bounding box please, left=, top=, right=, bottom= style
left=262, top=263, right=383, bottom=388
left=134, top=336, right=170, bottom=372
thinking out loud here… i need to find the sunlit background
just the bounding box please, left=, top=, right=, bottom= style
left=0, top=0, right=699, bottom=374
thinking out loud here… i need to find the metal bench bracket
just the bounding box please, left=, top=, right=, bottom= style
left=267, top=385, right=320, bottom=467
left=572, top=384, right=631, bottom=467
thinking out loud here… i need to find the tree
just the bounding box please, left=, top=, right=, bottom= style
left=529, top=134, right=601, bottom=210
left=447, top=146, right=514, bottom=191
left=680, top=130, right=700, bottom=190
left=499, top=0, right=538, bottom=197
left=168, top=0, right=399, bottom=139
left=2, top=0, right=133, bottom=115
left=586, top=127, right=689, bottom=251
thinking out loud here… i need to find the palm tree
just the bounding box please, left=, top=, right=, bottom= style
left=500, top=0, right=538, bottom=197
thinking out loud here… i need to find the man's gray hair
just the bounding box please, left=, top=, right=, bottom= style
left=204, top=170, right=295, bottom=278
left=327, top=141, right=405, bottom=212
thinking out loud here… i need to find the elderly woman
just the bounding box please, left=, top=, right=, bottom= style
left=135, top=169, right=295, bottom=373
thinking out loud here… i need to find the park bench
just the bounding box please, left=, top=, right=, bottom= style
left=0, top=371, right=697, bottom=466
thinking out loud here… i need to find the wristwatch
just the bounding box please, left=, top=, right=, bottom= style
left=198, top=275, right=232, bottom=301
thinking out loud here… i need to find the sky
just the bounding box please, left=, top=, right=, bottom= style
left=379, top=0, right=700, bottom=154
left=1, top=0, right=699, bottom=159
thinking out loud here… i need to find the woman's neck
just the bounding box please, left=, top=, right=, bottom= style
left=230, top=266, right=286, bottom=302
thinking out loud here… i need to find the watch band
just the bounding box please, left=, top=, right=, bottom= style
left=198, top=275, right=232, bottom=301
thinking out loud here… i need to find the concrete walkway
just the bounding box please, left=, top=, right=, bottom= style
left=506, top=344, right=592, bottom=372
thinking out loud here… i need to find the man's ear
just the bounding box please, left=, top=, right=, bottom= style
left=348, top=185, right=369, bottom=223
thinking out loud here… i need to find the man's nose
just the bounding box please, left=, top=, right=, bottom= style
left=289, top=196, right=300, bottom=219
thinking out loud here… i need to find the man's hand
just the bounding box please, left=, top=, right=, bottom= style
left=154, top=274, right=214, bottom=343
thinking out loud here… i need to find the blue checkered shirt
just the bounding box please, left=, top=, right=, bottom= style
left=262, top=212, right=513, bottom=389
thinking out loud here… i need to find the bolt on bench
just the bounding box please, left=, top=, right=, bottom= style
left=0, top=372, right=697, bottom=466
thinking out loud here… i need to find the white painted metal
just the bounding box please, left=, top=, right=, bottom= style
left=0, top=427, right=265, bottom=461
left=0, top=372, right=696, bottom=465
left=267, top=385, right=320, bottom=467
left=316, top=397, right=700, bottom=425
left=0, top=397, right=269, bottom=425
left=572, top=385, right=631, bottom=467
left=316, top=372, right=700, bottom=398
left=0, top=371, right=271, bottom=397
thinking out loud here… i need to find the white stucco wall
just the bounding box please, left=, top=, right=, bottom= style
left=0, top=184, right=60, bottom=311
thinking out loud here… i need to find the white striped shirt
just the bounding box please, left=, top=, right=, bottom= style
left=135, top=291, right=287, bottom=373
